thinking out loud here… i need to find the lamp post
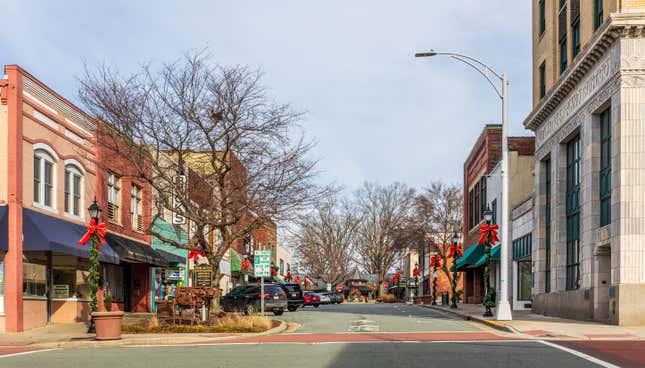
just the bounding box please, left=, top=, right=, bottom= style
left=482, top=205, right=494, bottom=317
left=431, top=251, right=438, bottom=306
left=86, top=199, right=103, bottom=333
left=415, top=50, right=512, bottom=321
left=450, top=232, right=461, bottom=309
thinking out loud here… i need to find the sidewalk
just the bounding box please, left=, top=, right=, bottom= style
left=422, top=303, right=645, bottom=340
left=0, top=320, right=288, bottom=349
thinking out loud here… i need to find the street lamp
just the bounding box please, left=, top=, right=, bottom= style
left=415, top=50, right=512, bottom=321
left=88, top=198, right=103, bottom=222
left=85, top=199, right=102, bottom=333
left=450, top=233, right=460, bottom=309
left=483, top=205, right=493, bottom=225
left=431, top=251, right=438, bottom=306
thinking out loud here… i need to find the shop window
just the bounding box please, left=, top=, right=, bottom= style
left=566, top=135, right=581, bottom=290
left=64, top=164, right=83, bottom=218
left=131, top=184, right=143, bottom=231
left=517, top=261, right=532, bottom=301
left=51, top=258, right=91, bottom=299
left=107, top=172, right=121, bottom=223
left=103, top=264, right=124, bottom=302
left=23, top=262, right=47, bottom=297
left=34, top=149, right=56, bottom=209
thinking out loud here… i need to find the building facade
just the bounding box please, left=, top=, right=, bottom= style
left=526, top=1, right=645, bottom=324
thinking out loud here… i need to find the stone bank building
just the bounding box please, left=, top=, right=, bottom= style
left=525, top=1, right=645, bottom=324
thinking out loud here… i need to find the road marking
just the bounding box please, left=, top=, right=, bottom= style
left=0, top=349, right=58, bottom=359
left=538, top=340, right=621, bottom=368
left=126, top=339, right=530, bottom=348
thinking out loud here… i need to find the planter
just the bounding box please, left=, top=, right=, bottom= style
left=91, top=311, right=125, bottom=340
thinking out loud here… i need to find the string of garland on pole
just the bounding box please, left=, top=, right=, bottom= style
left=479, top=222, right=499, bottom=317
left=448, top=234, right=463, bottom=309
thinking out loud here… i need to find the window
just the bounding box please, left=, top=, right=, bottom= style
left=473, top=182, right=480, bottom=225
left=34, top=150, right=55, bottom=208
left=131, top=184, right=143, bottom=231
left=64, top=165, right=83, bottom=217
left=107, top=172, right=121, bottom=223
left=480, top=176, right=487, bottom=220
left=539, top=62, right=546, bottom=99
left=103, top=264, right=124, bottom=302
left=539, top=0, right=546, bottom=36
left=594, top=0, right=603, bottom=31
left=544, top=158, right=552, bottom=293
left=468, top=190, right=474, bottom=229
left=600, top=107, right=611, bottom=226
left=52, top=256, right=91, bottom=299
left=560, top=39, right=568, bottom=74
left=518, top=261, right=532, bottom=301
left=491, top=199, right=497, bottom=225
left=559, top=0, right=566, bottom=9
left=23, top=262, right=47, bottom=297
left=279, top=259, right=284, bottom=275
left=0, top=256, right=5, bottom=314
left=566, top=136, right=581, bottom=290
left=572, top=20, right=580, bottom=58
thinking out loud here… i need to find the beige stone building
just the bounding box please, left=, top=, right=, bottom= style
left=526, top=1, right=645, bottom=324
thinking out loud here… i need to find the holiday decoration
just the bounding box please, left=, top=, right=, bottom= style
left=295, top=275, right=301, bottom=284
left=447, top=243, right=464, bottom=259
left=188, top=249, right=205, bottom=261
left=450, top=242, right=463, bottom=309
left=271, top=266, right=278, bottom=277
left=478, top=224, right=499, bottom=245
left=429, top=255, right=442, bottom=268
left=430, top=254, right=442, bottom=305
left=285, top=272, right=293, bottom=282
left=78, top=219, right=107, bottom=250
left=391, top=271, right=401, bottom=285
left=78, top=218, right=107, bottom=313
left=240, top=259, right=253, bottom=273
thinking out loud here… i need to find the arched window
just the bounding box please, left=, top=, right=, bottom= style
left=64, top=164, right=83, bottom=217
left=34, top=149, right=56, bottom=209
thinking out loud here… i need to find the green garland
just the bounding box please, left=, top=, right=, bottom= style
left=89, top=233, right=100, bottom=313
left=482, top=233, right=496, bottom=308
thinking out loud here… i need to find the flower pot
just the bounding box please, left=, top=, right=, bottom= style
left=91, top=311, right=125, bottom=340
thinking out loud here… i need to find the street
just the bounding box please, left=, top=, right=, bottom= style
left=0, top=303, right=633, bottom=368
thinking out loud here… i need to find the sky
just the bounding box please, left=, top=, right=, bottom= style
left=0, top=1, right=533, bottom=192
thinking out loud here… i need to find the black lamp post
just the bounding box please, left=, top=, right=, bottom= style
left=86, top=199, right=103, bottom=333
left=431, top=251, right=438, bottom=305
left=450, top=232, right=460, bottom=309
left=482, top=204, right=494, bottom=317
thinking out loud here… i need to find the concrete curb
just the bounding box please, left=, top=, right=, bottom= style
left=25, top=320, right=288, bottom=350
left=418, top=304, right=518, bottom=334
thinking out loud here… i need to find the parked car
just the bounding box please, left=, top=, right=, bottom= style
left=220, top=283, right=287, bottom=315
left=279, top=283, right=304, bottom=312
left=302, top=291, right=321, bottom=308
left=321, top=291, right=343, bottom=304
left=319, top=293, right=331, bottom=305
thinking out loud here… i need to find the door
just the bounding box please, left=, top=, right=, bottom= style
left=123, top=263, right=132, bottom=312
left=594, top=250, right=610, bottom=321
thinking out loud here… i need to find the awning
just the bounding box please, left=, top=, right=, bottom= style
left=106, top=233, right=168, bottom=267
left=454, top=243, right=485, bottom=271
left=20, top=208, right=119, bottom=264
left=0, top=206, right=7, bottom=252
left=230, top=249, right=242, bottom=272
left=473, top=244, right=501, bottom=267
left=155, top=248, right=185, bottom=266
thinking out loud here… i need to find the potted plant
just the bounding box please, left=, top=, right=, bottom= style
left=79, top=200, right=124, bottom=340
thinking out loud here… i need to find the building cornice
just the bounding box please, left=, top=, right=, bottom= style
left=524, top=13, right=645, bottom=131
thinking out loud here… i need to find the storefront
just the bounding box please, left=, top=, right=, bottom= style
left=0, top=206, right=8, bottom=329
left=151, top=218, right=188, bottom=311
left=512, top=234, right=532, bottom=310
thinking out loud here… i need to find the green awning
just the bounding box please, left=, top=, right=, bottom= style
left=454, top=243, right=486, bottom=271
left=151, top=218, right=188, bottom=267
left=473, top=244, right=501, bottom=267
left=230, top=249, right=242, bottom=272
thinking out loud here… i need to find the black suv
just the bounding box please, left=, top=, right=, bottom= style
left=279, top=283, right=304, bottom=312
left=220, top=283, right=287, bottom=315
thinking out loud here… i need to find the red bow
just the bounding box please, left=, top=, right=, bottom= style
left=478, top=224, right=500, bottom=245
left=392, top=271, right=401, bottom=284
left=412, top=267, right=421, bottom=278
left=285, top=273, right=293, bottom=281
left=241, top=259, right=253, bottom=272
left=271, top=267, right=278, bottom=277
left=303, top=278, right=310, bottom=286
left=447, top=243, right=464, bottom=259
left=295, top=276, right=301, bottom=284
left=430, top=255, right=442, bottom=268
left=78, top=219, right=107, bottom=250
left=188, top=250, right=205, bottom=261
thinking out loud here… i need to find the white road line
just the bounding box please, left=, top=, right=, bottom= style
left=126, top=339, right=530, bottom=348
left=0, top=348, right=58, bottom=359
left=538, top=340, right=620, bottom=368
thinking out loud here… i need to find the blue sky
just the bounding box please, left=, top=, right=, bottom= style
left=1, top=1, right=533, bottom=191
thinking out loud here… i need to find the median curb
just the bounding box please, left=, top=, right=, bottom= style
left=418, top=305, right=518, bottom=334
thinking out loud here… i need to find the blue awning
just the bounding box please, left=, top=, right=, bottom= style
left=22, top=208, right=119, bottom=264
left=0, top=206, right=7, bottom=252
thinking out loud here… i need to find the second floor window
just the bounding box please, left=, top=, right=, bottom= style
left=539, top=62, right=546, bottom=99
left=560, top=39, right=568, bottom=74
left=539, top=0, right=546, bottom=36
left=107, top=172, right=121, bottom=223
left=131, top=184, right=143, bottom=231
left=572, top=20, right=580, bottom=59
left=34, top=150, right=55, bottom=208
left=64, top=165, right=82, bottom=217
left=594, top=0, right=603, bottom=31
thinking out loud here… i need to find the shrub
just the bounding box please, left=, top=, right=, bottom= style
left=122, top=313, right=272, bottom=334
left=376, top=294, right=400, bottom=303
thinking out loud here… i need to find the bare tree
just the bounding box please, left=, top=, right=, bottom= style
left=79, top=51, right=329, bottom=284
left=416, top=182, right=463, bottom=284
left=354, top=182, right=417, bottom=296
left=291, top=198, right=360, bottom=286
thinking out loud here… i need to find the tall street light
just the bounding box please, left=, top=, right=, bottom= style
left=415, top=50, right=512, bottom=321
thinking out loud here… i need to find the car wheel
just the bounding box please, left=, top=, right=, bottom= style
left=287, top=306, right=298, bottom=312
left=313, top=304, right=319, bottom=308
left=273, top=309, right=284, bottom=316
left=245, top=304, right=256, bottom=315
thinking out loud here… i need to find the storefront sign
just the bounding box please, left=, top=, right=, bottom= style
left=194, top=265, right=212, bottom=287
left=172, top=175, right=187, bottom=225
left=253, top=250, right=271, bottom=277
left=53, top=284, right=69, bottom=299
left=165, top=269, right=184, bottom=281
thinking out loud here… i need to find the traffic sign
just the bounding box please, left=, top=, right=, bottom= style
left=254, top=250, right=271, bottom=277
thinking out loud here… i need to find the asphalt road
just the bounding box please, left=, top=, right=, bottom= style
left=0, top=303, right=628, bottom=367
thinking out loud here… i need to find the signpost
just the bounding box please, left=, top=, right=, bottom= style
left=254, top=250, right=271, bottom=314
